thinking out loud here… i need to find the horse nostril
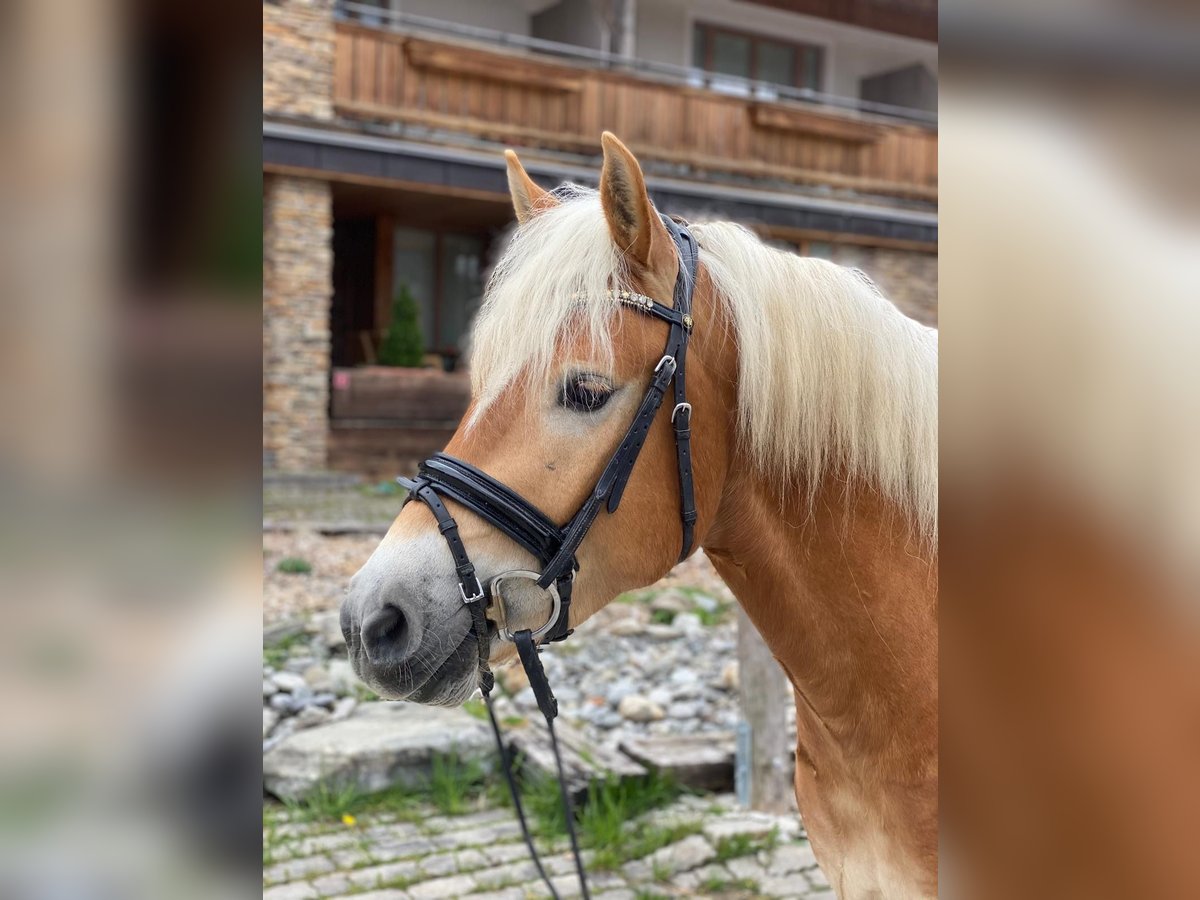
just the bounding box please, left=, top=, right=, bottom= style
left=360, top=603, right=413, bottom=665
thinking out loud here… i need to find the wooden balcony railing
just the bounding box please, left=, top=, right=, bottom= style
left=333, top=22, right=937, bottom=202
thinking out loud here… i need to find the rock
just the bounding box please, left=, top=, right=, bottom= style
left=327, top=658, right=359, bottom=696
left=703, top=815, right=783, bottom=844
left=271, top=672, right=308, bottom=694
left=505, top=715, right=645, bottom=804
left=768, top=842, right=819, bottom=875
left=263, top=678, right=278, bottom=698
left=648, top=687, right=673, bottom=707
left=263, top=708, right=280, bottom=738
left=618, top=694, right=665, bottom=722
left=643, top=623, right=681, bottom=640
left=595, top=710, right=623, bottom=729
left=667, top=701, right=703, bottom=719
left=620, top=732, right=736, bottom=791
left=607, top=619, right=646, bottom=637
left=303, top=664, right=333, bottom=692
left=283, top=655, right=318, bottom=674
left=269, top=693, right=298, bottom=713
left=670, top=668, right=700, bottom=687
left=308, top=610, right=347, bottom=651
left=262, top=702, right=494, bottom=802
left=329, top=696, right=358, bottom=721
left=645, top=834, right=716, bottom=875
left=604, top=678, right=639, bottom=705
left=718, top=661, right=739, bottom=692
left=306, top=692, right=337, bottom=709
left=263, top=619, right=306, bottom=647
left=649, top=590, right=692, bottom=615
left=295, top=706, right=331, bottom=728
left=673, top=612, right=704, bottom=634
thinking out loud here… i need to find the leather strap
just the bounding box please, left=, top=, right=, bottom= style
left=397, top=478, right=493, bottom=691
left=535, top=353, right=677, bottom=588
left=662, top=214, right=700, bottom=561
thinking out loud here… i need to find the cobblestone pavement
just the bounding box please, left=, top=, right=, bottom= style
left=264, top=793, right=831, bottom=900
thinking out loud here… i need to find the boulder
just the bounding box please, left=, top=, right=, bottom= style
left=308, top=610, right=347, bottom=652
left=618, top=694, right=665, bottom=722
left=263, top=701, right=494, bottom=802
left=620, top=732, right=736, bottom=791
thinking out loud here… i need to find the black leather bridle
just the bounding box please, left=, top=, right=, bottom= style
left=395, top=213, right=700, bottom=900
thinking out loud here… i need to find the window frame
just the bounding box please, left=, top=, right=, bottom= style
left=692, top=22, right=825, bottom=93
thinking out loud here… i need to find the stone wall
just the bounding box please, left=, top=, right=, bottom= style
left=830, top=244, right=938, bottom=327
left=263, top=0, right=334, bottom=121
left=264, top=175, right=333, bottom=471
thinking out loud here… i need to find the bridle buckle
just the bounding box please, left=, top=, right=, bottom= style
left=488, top=571, right=562, bottom=644
left=654, top=354, right=676, bottom=374
left=459, top=576, right=485, bottom=605
left=671, top=402, right=692, bottom=423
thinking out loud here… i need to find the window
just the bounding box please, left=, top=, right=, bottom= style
left=693, top=24, right=824, bottom=92
left=391, top=228, right=486, bottom=360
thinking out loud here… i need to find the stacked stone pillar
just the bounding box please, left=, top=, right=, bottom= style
left=263, top=175, right=332, bottom=471
left=263, top=0, right=335, bottom=471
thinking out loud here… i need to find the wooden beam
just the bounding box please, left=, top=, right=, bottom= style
left=752, top=104, right=884, bottom=144
left=406, top=39, right=583, bottom=92
left=736, top=607, right=796, bottom=813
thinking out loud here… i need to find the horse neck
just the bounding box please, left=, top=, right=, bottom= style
left=703, top=468, right=938, bottom=756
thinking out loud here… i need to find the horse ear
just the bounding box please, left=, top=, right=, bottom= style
left=505, top=150, right=554, bottom=224
left=599, top=132, right=671, bottom=272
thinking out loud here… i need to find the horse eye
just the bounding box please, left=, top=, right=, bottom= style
left=560, top=375, right=613, bottom=413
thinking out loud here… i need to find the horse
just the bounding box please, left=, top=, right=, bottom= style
left=340, top=133, right=938, bottom=899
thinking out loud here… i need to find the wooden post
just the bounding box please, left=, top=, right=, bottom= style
left=736, top=607, right=795, bottom=813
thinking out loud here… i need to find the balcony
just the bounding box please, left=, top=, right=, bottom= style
left=331, top=11, right=937, bottom=203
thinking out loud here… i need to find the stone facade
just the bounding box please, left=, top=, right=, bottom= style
left=264, top=175, right=333, bottom=471
left=831, top=244, right=938, bottom=326
left=263, top=0, right=334, bottom=121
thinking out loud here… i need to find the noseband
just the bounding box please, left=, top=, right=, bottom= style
left=395, top=213, right=699, bottom=900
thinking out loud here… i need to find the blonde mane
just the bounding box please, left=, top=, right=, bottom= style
left=469, top=188, right=937, bottom=541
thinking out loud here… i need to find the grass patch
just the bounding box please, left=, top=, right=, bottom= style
left=713, top=827, right=780, bottom=862
left=525, top=770, right=693, bottom=871
left=263, top=629, right=309, bottom=668
left=650, top=609, right=675, bottom=626
left=429, top=752, right=487, bottom=815
left=276, top=556, right=313, bottom=575
left=634, top=892, right=671, bottom=900
left=702, top=875, right=760, bottom=893
left=283, top=782, right=365, bottom=823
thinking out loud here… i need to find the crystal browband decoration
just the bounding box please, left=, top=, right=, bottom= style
left=571, top=290, right=692, bottom=331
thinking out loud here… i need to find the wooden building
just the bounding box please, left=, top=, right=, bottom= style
left=263, top=0, right=937, bottom=474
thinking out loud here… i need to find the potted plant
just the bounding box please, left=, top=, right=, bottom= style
left=377, top=283, right=425, bottom=368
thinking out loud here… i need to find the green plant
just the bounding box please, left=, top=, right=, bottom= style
left=276, top=557, right=312, bottom=575
left=713, top=827, right=780, bottom=861
left=650, top=609, right=675, bottom=626
left=526, top=770, right=689, bottom=870
left=702, top=875, right=759, bottom=893
left=283, top=781, right=364, bottom=823
left=378, top=284, right=425, bottom=367
left=429, top=752, right=487, bottom=815
left=263, top=629, right=310, bottom=668
left=462, top=698, right=488, bottom=721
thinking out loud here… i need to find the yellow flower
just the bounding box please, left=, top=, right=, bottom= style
left=341, top=814, right=357, bottom=827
